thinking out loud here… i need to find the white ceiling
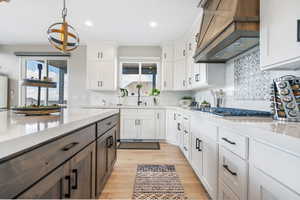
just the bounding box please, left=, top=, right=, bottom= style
left=0, top=0, right=200, bottom=45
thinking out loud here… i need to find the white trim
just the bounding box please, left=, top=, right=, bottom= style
left=119, top=57, right=161, bottom=62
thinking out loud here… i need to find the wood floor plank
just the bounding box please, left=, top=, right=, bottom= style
left=99, top=143, right=210, bottom=200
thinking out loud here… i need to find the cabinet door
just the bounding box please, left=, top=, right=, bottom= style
left=69, top=142, right=95, bottom=199
left=202, top=135, right=218, bottom=200
left=98, top=61, right=117, bottom=91
left=166, top=111, right=178, bottom=145
left=190, top=133, right=203, bottom=178
left=121, top=117, right=138, bottom=140
left=96, top=135, right=108, bottom=196
left=161, top=61, right=174, bottom=91
left=87, top=44, right=115, bottom=61
left=162, top=45, right=174, bottom=61
left=174, top=40, right=187, bottom=60
left=173, top=59, right=187, bottom=90
left=249, top=166, right=300, bottom=200
left=155, top=110, right=166, bottom=140
left=219, top=181, right=240, bottom=200
left=86, top=60, right=101, bottom=90
left=107, top=127, right=117, bottom=171
left=139, top=116, right=156, bottom=140
left=260, top=0, right=300, bottom=70
left=18, top=164, right=68, bottom=199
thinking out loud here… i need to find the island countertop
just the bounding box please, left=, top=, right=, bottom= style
left=0, top=108, right=119, bottom=162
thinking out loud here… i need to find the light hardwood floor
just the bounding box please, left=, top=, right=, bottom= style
left=99, top=143, right=209, bottom=200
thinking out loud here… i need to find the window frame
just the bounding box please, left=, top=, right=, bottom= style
left=119, top=59, right=161, bottom=96
left=19, top=56, right=70, bottom=106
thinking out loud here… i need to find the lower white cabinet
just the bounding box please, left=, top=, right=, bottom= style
left=249, top=166, right=300, bottom=200
left=219, top=147, right=248, bottom=200
left=218, top=181, right=239, bottom=200
left=191, top=116, right=218, bottom=200
left=202, top=134, right=219, bottom=200
left=120, top=109, right=164, bottom=140
left=166, top=111, right=178, bottom=145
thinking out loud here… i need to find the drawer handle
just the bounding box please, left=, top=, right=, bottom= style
left=72, top=169, right=78, bottom=190
left=196, top=138, right=199, bottom=150
left=65, top=175, right=71, bottom=198
left=223, top=165, right=237, bottom=176
left=177, top=123, right=181, bottom=131
left=222, top=137, right=236, bottom=145
left=197, top=138, right=202, bottom=152
left=184, top=130, right=188, bottom=134
left=62, top=142, right=79, bottom=151
left=106, top=122, right=112, bottom=126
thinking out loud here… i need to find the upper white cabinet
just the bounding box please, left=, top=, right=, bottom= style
left=260, top=0, right=300, bottom=70
left=174, top=40, right=187, bottom=61
left=86, top=43, right=117, bottom=91
left=161, top=44, right=174, bottom=91
left=192, top=63, right=225, bottom=90
left=87, top=44, right=116, bottom=61
left=173, top=59, right=187, bottom=90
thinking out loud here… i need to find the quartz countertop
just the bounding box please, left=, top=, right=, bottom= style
left=82, top=105, right=300, bottom=157
left=0, top=108, right=119, bottom=162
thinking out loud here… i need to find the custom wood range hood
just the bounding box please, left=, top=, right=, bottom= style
left=194, top=0, right=260, bottom=63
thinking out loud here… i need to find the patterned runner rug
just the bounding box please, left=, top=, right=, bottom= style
left=133, top=164, right=188, bottom=200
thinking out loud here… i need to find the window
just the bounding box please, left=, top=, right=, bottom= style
left=21, top=58, right=68, bottom=106
left=120, top=62, right=158, bottom=96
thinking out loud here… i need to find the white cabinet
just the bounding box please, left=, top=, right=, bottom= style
left=162, top=44, right=174, bottom=62
left=86, top=44, right=117, bottom=91
left=202, top=133, right=219, bottom=200
left=181, top=116, right=190, bottom=159
left=166, top=110, right=178, bottom=145
left=219, top=147, right=248, bottom=200
left=249, top=166, right=300, bottom=200
left=190, top=130, right=203, bottom=178
left=155, top=110, right=166, bottom=140
left=161, top=61, right=174, bottom=91
left=120, top=109, right=164, bottom=140
left=219, top=181, right=239, bottom=200
left=191, top=116, right=218, bottom=200
left=192, top=63, right=225, bottom=89
left=260, top=0, right=300, bottom=70
left=0, top=75, right=8, bottom=109
left=173, top=60, right=187, bottom=90
left=174, top=40, right=187, bottom=61
left=87, top=44, right=116, bottom=61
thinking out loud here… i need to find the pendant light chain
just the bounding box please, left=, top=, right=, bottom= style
left=62, top=0, right=67, bottom=22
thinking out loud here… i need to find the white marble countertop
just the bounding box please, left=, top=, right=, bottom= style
left=0, top=108, right=119, bottom=162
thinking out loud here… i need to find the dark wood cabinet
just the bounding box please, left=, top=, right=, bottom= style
left=96, top=134, right=108, bottom=196
left=95, top=125, right=118, bottom=197
left=69, top=142, right=96, bottom=199
left=18, top=142, right=96, bottom=199
left=18, top=164, right=68, bottom=199
left=0, top=114, right=119, bottom=199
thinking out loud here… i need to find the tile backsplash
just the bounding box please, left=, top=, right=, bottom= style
left=194, top=47, right=300, bottom=111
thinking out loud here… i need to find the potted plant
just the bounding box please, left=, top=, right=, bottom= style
left=179, top=96, right=194, bottom=108
left=150, top=88, right=161, bottom=106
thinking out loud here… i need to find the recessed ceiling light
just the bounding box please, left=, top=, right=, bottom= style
left=84, top=20, right=94, bottom=27
left=149, top=21, right=158, bottom=28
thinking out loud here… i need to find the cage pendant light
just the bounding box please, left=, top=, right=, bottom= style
left=47, top=0, right=80, bottom=52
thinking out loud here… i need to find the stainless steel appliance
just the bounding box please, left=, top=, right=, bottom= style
left=271, top=75, right=300, bottom=122
left=0, top=75, right=8, bottom=109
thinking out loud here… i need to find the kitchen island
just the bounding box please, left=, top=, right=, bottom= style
left=0, top=108, right=120, bottom=199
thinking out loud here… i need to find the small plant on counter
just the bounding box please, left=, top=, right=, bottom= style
left=136, top=84, right=143, bottom=89
left=149, top=88, right=160, bottom=96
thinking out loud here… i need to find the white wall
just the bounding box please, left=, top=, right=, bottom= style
left=0, top=45, right=89, bottom=107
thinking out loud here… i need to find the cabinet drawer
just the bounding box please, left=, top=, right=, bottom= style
left=0, top=125, right=96, bottom=199
left=219, top=128, right=248, bottom=159
left=219, top=181, right=240, bottom=200
left=219, top=147, right=248, bottom=200
left=250, top=140, right=300, bottom=194
left=138, top=109, right=155, bottom=116
left=97, top=114, right=119, bottom=137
